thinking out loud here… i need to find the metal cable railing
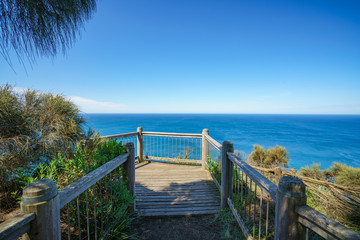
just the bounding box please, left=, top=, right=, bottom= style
left=204, top=134, right=222, bottom=188
left=227, top=152, right=277, bottom=240
left=59, top=155, right=130, bottom=240
left=142, top=132, right=202, bottom=164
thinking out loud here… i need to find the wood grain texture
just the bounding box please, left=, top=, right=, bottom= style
left=102, top=132, right=138, bottom=139
left=135, top=162, right=220, bottom=216
left=296, top=205, right=360, bottom=240
left=204, top=134, right=222, bottom=150
left=0, top=213, right=35, bottom=240
left=142, top=131, right=202, bottom=138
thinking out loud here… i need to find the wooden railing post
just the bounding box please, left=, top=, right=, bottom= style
left=275, top=176, right=306, bottom=240
left=137, top=127, right=144, bottom=163
left=124, top=142, right=136, bottom=212
left=201, top=129, right=209, bottom=169
left=221, top=141, right=234, bottom=209
left=21, top=179, right=60, bottom=240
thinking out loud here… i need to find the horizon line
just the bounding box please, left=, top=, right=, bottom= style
left=81, top=113, right=360, bottom=115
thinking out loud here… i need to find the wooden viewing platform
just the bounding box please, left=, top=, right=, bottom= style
left=2, top=128, right=360, bottom=240
left=135, top=162, right=220, bottom=216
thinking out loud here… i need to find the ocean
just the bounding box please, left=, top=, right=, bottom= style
left=84, top=114, right=360, bottom=169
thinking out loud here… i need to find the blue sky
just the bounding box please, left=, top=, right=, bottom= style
left=1, top=0, right=360, bottom=114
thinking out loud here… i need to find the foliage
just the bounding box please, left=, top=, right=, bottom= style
left=82, top=127, right=104, bottom=152
left=0, top=0, right=97, bottom=65
left=13, top=139, right=127, bottom=191
left=176, top=147, right=192, bottom=160
left=298, top=162, right=360, bottom=233
left=207, top=156, right=221, bottom=184
left=0, top=84, right=88, bottom=190
left=298, top=163, right=327, bottom=180
left=14, top=139, right=135, bottom=239
left=248, top=145, right=289, bottom=168
left=298, top=162, right=360, bottom=187
left=330, top=162, right=360, bottom=187
left=214, top=209, right=243, bottom=240
left=231, top=174, right=276, bottom=240
left=208, top=142, right=360, bottom=234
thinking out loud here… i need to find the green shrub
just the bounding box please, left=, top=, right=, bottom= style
left=298, top=162, right=360, bottom=233
left=298, top=163, right=326, bottom=180
left=0, top=84, right=86, bottom=190
left=331, top=162, right=360, bottom=187
left=207, top=156, right=221, bottom=184
left=248, top=145, right=289, bottom=168
left=13, top=139, right=127, bottom=191
left=14, top=139, right=135, bottom=239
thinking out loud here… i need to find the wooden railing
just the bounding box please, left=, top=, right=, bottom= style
left=105, top=128, right=360, bottom=240
left=220, top=141, right=360, bottom=240
left=0, top=142, right=135, bottom=240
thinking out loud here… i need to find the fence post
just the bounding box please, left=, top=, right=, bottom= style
left=201, top=129, right=209, bottom=169
left=124, top=142, right=136, bottom=212
left=137, top=126, right=144, bottom=163
left=221, top=141, right=234, bottom=209
left=20, top=179, right=60, bottom=240
left=275, top=176, right=307, bottom=240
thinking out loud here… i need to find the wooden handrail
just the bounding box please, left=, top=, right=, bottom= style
left=142, top=131, right=202, bottom=138
left=59, top=153, right=129, bottom=208
left=0, top=213, right=35, bottom=240
left=205, top=135, right=222, bottom=150
left=102, top=132, right=138, bottom=139
left=227, top=152, right=277, bottom=201
left=296, top=205, right=360, bottom=240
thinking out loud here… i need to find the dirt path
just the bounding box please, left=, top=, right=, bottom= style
left=132, top=213, right=242, bottom=240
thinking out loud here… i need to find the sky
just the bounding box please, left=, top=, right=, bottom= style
left=1, top=0, right=360, bottom=114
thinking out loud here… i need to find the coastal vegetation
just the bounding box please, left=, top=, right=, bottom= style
left=0, top=85, right=86, bottom=207
left=0, top=85, right=136, bottom=238
left=247, top=145, right=289, bottom=168
left=298, top=163, right=360, bottom=232
left=207, top=144, right=360, bottom=233
left=207, top=156, right=221, bottom=184
left=14, top=139, right=136, bottom=239
left=13, top=139, right=127, bottom=196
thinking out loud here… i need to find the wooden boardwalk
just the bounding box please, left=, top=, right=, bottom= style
left=135, top=162, right=220, bottom=216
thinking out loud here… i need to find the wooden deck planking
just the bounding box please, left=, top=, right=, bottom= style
left=135, top=162, right=220, bottom=216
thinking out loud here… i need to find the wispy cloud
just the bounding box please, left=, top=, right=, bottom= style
left=68, top=96, right=127, bottom=113
left=12, top=87, right=127, bottom=113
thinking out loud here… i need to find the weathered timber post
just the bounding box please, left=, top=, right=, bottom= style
left=137, top=127, right=144, bottom=163
left=221, top=141, right=234, bottom=209
left=124, top=142, right=136, bottom=212
left=21, top=179, right=60, bottom=240
left=275, top=176, right=306, bottom=240
left=201, top=129, right=209, bottom=169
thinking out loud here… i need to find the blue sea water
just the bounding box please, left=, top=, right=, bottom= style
left=84, top=114, right=360, bottom=170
